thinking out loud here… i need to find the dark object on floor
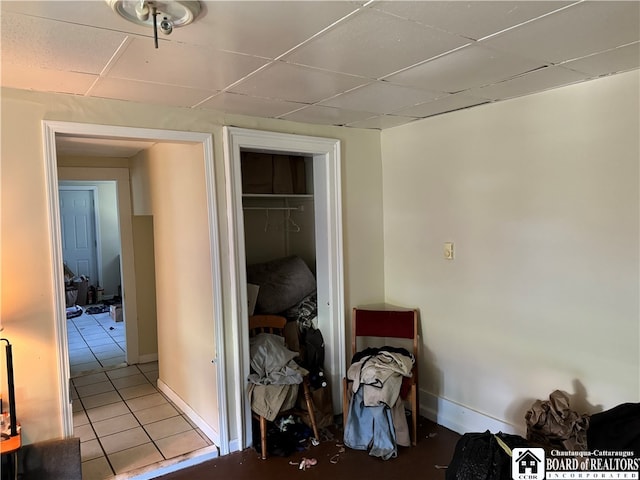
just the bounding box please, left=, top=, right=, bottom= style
left=588, top=402, right=640, bottom=451
left=85, top=305, right=109, bottom=315
left=525, top=390, right=590, bottom=451
left=65, top=305, right=83, bottom=319
left=445, top=431, right=530, bottom=480
left=102, top=296, right=122, bottom=306
left=252, top=416, right=312, bottom=458
left=19, top=437, right=82, bottom=480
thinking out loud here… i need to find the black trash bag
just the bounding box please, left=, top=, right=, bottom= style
left=299, top=326, right=325, bottom=379
left=446, top=431, right=530, bottom=480
left=587, top=402, right=640, bottom=452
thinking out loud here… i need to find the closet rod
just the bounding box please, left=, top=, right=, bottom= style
left=243, top=205, right=304, bottom=212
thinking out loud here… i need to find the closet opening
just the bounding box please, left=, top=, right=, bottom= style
left=224, top=127, right=345, bottom=453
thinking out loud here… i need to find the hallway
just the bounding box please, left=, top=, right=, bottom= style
left=67, top=308, right=216, bottom=479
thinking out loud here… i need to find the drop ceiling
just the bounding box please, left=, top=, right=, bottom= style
left=1, top=1, right=639, bottom=131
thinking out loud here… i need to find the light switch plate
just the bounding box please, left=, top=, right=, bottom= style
left=444, top=242, right=454, bottom=260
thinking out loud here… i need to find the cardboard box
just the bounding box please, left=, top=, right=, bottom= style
left=110, top=304, right=123, bottom=322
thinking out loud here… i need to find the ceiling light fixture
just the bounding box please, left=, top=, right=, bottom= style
left=106, top=0, right=201, bottom=49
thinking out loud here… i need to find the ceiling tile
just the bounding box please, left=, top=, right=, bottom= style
left=107, top=37, right=268, bottom=91
left=385, top=45, right=546, bottom=93
left=1, top=64, right=97, bottom=94
left=395, top=93, right=490, bottom=118
left=346, top=114, right=417, bottom=130
left=284, top=8, right=469, bottom=79
left=482, top=1, right=640, bottom=63
left=280, top=105, right=374, bottom=126
left=373, top=1, right=572, bottom=41
left=198, top=92, right=306, bottom=118
left=229, top=62, right=367, bottom=104
left=90, top=77, right=216, bottom=108
left=320, top=82, right=440, bottom=115
left=1, top=0, right=151, bottom=35
left=561, top=43, right=640, bottom=77
left=1, top=0, right=637, bottom=130
left=468, top=66, right=589, bottom=101
left=174, top=1, right=363, bottom=59
left=0, top=11, right=126, bottom=74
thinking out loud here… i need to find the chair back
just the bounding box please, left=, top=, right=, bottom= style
left=351, top=307, right=418, bottom=359
left=249, top=315, right=287, bottom=337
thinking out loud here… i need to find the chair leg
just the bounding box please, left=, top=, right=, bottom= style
left=260, top=415, right=267, bottom=460
left=411, top=385, right=417, bottom=446
left=302, top=379, right=320, bottom=441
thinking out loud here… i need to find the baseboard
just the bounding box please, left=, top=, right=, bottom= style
left=122, top=445, right=219, bottom=480
left=228, top=439, right=241, bottom=453
left=138, top=353, right=158, bottom=364
left=420, top=389, right=525, bottom=437
left=157, top=379, right=221, bottom=447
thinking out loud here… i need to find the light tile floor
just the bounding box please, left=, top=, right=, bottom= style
left=67, top=307, right=127, bottom=377
left=68, top=307, right=215, bottom=479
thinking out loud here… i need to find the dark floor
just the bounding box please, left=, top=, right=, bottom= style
left=158, top=417, right=461, bottom=480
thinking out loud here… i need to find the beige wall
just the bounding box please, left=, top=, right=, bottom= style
left=381, top=70, right=640, bottom=431
left=131, top=215, right=158, bottom=359
left=0, top=87, right=384, bottom=444
left=131, top=142, right=220, bottom=434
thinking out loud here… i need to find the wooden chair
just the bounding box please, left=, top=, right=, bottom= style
left=248, top=315, right=320, bottom=459
left=342, top=306, right=419, bottom=446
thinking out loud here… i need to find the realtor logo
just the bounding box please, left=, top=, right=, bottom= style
left=512, top=448, right=545, bottom=480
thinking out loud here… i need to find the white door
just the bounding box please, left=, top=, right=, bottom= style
left=60, top=189, right=98, bottom=284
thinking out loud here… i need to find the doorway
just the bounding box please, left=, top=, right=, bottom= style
left=43, top=121, right=229, bottom=461
left=59, top=181, right=127, bottom=375
left=59, top=187, right=100, bottom=288
left=223, top=127, right=345, bottom=452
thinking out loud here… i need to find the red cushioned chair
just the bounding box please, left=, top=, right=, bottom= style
left=342, top=306, right=419, bottom=445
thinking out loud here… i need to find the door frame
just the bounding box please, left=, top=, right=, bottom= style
left=223, top=127, right=345, bottom=451
left=58, top=185, right=103, bottom=294
left=43, top=120, right=229, bottom=455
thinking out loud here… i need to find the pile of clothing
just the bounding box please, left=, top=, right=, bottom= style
left=247, top=333, right=308, bottom=422
left=344, top=347, right=414, bottom=460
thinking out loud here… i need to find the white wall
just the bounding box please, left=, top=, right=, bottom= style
left=381, top=70, right=640, bottom=434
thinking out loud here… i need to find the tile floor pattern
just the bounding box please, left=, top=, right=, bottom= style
left=67, top=308, right=214, bottom=479
left=67, top=307, right=127, bottom=377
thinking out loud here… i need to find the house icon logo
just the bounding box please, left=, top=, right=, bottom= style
left=512, top=448, right=545, bottom=480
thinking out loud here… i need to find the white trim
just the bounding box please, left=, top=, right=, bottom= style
left=43, top=121, right=229, bottom=455
left=201, top=133, right=230, bottom=455
left=157, top=379, right=220, bottom=446
left=223, top=127, right=345, bottom=451
left=420, top=389, right=525, bottom=436
left=43, top=122, right=73, bottom=437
